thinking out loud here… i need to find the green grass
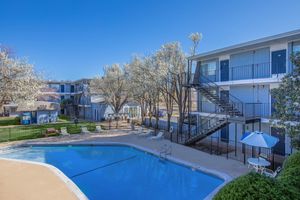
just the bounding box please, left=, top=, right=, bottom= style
left=0, top=122, right=97, bottom=142
left=0, top=117, right=20, bottom=126
left=214, top=152, right=300, bottom=200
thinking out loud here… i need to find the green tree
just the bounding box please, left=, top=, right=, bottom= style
left=271, top=52, right=300, bottom=149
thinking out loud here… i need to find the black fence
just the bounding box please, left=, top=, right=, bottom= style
left=194, top=136, right=288, bottom=169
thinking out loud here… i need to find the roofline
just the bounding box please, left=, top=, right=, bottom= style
left=188, top=29, right=300, bottom=61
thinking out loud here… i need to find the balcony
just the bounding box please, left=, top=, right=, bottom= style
left=230, top=62, right=270, bottom=80
left=200, top=101, right=271, bottom=119
left=197, top=62, right=271, bottom=83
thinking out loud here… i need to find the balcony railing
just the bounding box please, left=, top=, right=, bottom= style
left=200, top=101, right=271, bottom=118
left=197, top=62, right=271, bottom=82
left=231, top=62, right=270, bottom=80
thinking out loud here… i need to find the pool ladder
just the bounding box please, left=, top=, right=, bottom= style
left=159, top=144, right=172, bottom=160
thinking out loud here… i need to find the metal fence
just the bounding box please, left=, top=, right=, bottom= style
left=194, top=136, right=287, bottom=169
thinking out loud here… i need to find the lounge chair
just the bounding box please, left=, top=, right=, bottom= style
left=262, top=167, right=282, bottom=178
left=139, top=130, right=152, bottom=137
left=95, top=125, right=103, bottom=133
left=150, top=131, right=164, bottom=140
left=60, top=127, right=70, bottom=136
left=81, top=126, right=90, bottom=134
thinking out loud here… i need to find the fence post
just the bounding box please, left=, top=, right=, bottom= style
left=243, top=144, right=246, bottom=164
left=210, top=137, right=212, bottom=154
left=8, top=128, right=11, bottom=141
left=217, top=137, right=219, bottom=155
left=226, top=140, right=229, bottom=159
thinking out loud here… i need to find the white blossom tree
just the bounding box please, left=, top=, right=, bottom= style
left=90, top=64, right=129, bottom=119
left=0, top=49, right=44, bottom=113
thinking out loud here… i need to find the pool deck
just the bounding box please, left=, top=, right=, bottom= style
left=0, top=159, right=79, bottom=200
left=0, top=129, right=251, bottom=199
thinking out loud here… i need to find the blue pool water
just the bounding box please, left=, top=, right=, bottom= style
left=0, top=145, right=223, bottom=200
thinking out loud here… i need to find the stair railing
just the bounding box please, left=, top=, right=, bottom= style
left=197, top=74, right=244, bottom=116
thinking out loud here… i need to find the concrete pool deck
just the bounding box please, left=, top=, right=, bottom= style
left=0, top=159, right=79, bottom=200
left=0, top=129, right=250, bottom=199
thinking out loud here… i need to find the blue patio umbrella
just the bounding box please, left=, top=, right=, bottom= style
left=241, top=131, right=279, bottom=148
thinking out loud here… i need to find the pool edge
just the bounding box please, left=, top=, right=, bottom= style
left=21, top=141, right=232, bottom=199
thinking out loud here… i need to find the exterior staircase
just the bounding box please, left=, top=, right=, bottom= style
left=183, top=64, right=246, bottom=145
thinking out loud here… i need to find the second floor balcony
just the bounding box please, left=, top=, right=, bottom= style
left=198, top=62, right=281, bottom=83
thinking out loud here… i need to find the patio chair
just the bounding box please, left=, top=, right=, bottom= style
left=259, top=153, right=269, bottom=160
left=150, top=131, right=164, bottom=140
left=262, top=167, right=282, bottom=178
left=60, top=127, right=70, bottom=136
left=139, top=130, right=152, bottom=137
left=81, top=126, right=90, bottom=134
left=95, top=125, right=103, bottom=133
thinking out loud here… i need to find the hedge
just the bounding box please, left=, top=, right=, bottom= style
left=214, top=152, right=300, bottom=200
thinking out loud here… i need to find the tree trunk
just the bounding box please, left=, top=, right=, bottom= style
left=167, top=113, right=171, bottom=131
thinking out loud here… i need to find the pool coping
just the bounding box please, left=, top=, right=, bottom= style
left=2, top=141, right=233, bottom=200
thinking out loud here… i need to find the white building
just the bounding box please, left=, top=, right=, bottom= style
left=186, top=29, right=300, bottom=157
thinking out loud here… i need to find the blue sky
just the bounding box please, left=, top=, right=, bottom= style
left=1, top=0, right=300, bottom=80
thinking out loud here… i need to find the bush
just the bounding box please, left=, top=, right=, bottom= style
left=0, top=117, right=20, bottom=126
left=214, top=152, right=300, bottom=200
left=214, top=173, right=289, bottom=200
left=277, top=152, right=300, bottom=197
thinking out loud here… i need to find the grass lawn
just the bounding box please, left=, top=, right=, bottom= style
left=0, top=122, right=97, bottom=142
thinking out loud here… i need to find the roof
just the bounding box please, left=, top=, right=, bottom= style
left=189, top=29, right=300, bottom=61
left=17, top=101, right=60, bottom=112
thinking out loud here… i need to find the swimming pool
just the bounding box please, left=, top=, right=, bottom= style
left=0, top=144, right=224, bottom=200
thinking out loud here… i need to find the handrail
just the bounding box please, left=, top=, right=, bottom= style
left=198, top=74, right=244, bottom=116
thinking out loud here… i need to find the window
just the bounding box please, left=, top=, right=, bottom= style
left=61, top=95, right=65, bottom=101
left=293, top=42, right=300, bottom=53
left=201, top=61, right=217, bottom=76
left=71, top=85, right=75, bottom=93
left=60, top=85, right=65, bottom=93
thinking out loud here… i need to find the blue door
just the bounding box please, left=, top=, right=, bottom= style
left=221, top=125, right=229, bottom=143
left=220, top=60, right=229, bottom=81
left=272, top=50, right=286, bottom=74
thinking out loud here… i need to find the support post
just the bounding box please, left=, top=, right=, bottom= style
left=235, top=123, right=237, bottom=156
left=187, top=59, right=191, bottom=138
left=243, top=124, right=246, bottom=164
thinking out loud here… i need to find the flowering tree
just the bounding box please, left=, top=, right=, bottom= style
left=90, top=64, right=129, bottom=116
left=156, top=42, right=187, bottom=136
left=0, top=49, right=44, bottom=113
left=272, top=52, right=300, bottom=149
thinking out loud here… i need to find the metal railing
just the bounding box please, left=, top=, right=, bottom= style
left=199, top=101, right=271, bottom=118
left=231, top=62, right=270, bottom=80
left=197, top=62, right=271, bottom=82
left=199, top=74, right=244, bottom=116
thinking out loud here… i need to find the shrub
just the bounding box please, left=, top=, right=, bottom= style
left=0, top=117, right=20, bottom=126
left=277, top=152, right=300, bottom=197
left=214, top=152, right=300, bottom=200
left=214, top=173, right=290, bottom=200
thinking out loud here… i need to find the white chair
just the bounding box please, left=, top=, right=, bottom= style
left=150, top=131, right=164, bottom=140
left=60, top=127, right=70, bottom=136
left=139, top=130, right=152, bottom=137
left=96, top=125, right=102, bottom=133
left=81, top=126, right=90, bottom=134
left=262, top=167, right=282, bottom=178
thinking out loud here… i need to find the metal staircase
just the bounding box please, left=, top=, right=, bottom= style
left=183, top=65, right=246, bottom=145
left=184, top=113, right=230, bottom=145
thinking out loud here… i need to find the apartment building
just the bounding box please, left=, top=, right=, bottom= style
left=42, top=79, right=92, bottom=119
left=186, top=29, right=300, bottom=156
